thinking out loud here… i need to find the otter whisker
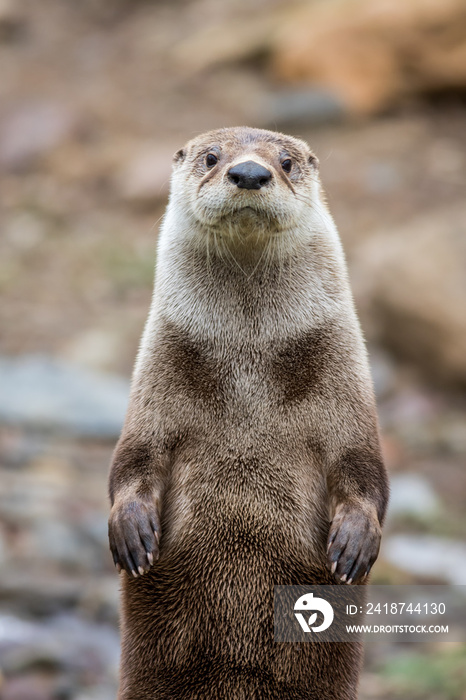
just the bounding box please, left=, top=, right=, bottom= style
left=247, top=231, right=272, bottom=280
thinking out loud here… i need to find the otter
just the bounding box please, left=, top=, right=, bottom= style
left=108, top=126, right=389, bottom=700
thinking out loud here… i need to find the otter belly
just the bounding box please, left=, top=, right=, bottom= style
left=117, top=450, right=359, bottom=700
left=119, top=543, right=360, bottom=700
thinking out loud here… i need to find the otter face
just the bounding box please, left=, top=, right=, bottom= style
left=170, top=127, right=320, bottom=236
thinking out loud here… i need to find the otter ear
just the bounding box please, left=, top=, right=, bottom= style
left=173, top=148, right=186, bottom=164
left=308, top=153, right=319, bottom=169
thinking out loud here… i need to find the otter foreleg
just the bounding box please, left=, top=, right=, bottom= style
left=326, top=448, right=389, bottom=584
left=108, top=435, right=164, bottom=577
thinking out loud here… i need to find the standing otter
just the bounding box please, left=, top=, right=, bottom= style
left=108, top=126, right=389, bottom=699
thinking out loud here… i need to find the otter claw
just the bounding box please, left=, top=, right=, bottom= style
left=327, top=504, right=381, bottom=584
left=108, top=498, right=161, bottom=578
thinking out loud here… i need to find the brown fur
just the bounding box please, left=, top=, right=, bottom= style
left=108, top=127, right=389, bottom=699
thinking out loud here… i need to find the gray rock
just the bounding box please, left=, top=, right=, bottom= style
left=0, top=612, right=120, bottom=679
left=383, top=534, right=466, bottom=585
left=0, top=355, right=129, bottom=438
left=0, top=572, right=119, bottom=618
left=262, top=88, right=346, bottom=128
left=0, top=431, right=47, bottom=469
left=0, top=572, right=85, bottom=616
left=81, top=512, right=112, bottom=549
left=28, top=519, right=98, bottom=570
left=0, top=476, right=63, bottom=522
left=387, top=473, right=440, bottom=520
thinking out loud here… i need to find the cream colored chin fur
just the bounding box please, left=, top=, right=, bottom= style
left=133, top=143, right=360, bottom=383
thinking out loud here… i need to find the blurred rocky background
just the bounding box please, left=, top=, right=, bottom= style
left=0, top=0, right=466, bottom=697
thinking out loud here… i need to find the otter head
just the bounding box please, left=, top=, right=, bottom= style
left=168, top=127, right=324, bottom=255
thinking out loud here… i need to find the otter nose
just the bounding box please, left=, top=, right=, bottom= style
left=227, top=160, right=272, bottom=190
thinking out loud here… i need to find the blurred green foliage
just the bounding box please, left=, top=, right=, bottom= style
left=380, top=645, right=466, bottom=699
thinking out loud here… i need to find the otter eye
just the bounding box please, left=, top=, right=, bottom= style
left=206, top=153, right=218, bottom=168
left=281, top=158, right=292, bottom=173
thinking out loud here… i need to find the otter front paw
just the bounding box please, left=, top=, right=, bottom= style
left=108, top=499, right=160, bottom=578
left=327, top=504, right=381, bottom=584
